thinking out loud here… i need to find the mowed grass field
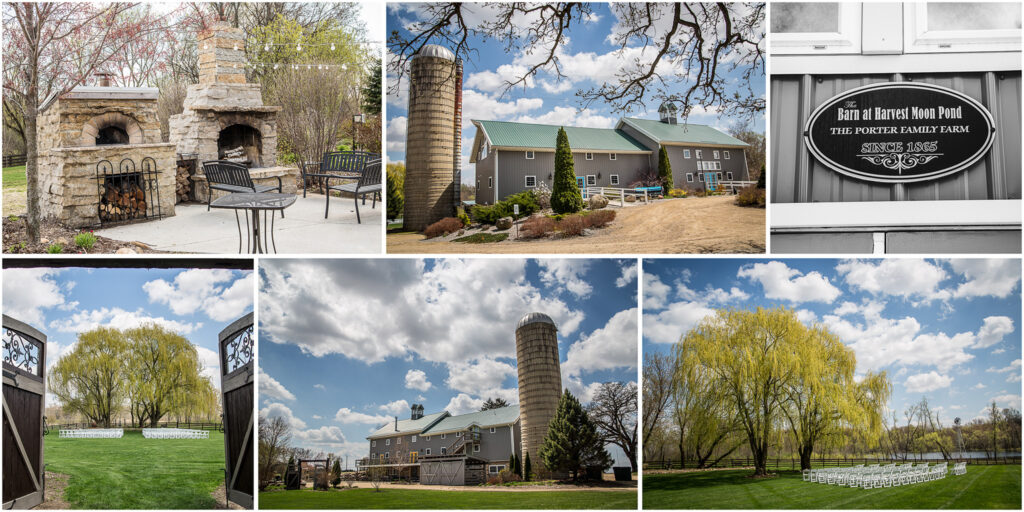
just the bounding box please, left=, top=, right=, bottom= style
left=44, top=429, right=225, bottom=509
left=259, top=488, right=638, bottom=509
left=643, top=465, right=1021, bottom=509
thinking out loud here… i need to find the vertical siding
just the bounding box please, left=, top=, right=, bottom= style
left=771, top=72, right=1022, bottom=203
left=664, top=146, right=749, bottom=191
left=475, top=150, right=496, bottom=205
left=496, top=150, right=651, bottom=199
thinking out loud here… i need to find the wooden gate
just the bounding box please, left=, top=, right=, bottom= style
left=218, top=312, right=253, bottom=509
left=2, top=315, right=47, bottom=509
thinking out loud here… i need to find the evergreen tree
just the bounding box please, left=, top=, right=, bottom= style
left=481, top=397, right=510, bottom=411
left=550, top=127, right=583, bottom=214
left=386, top=163, right=405, bottom=221
left=331, top=458, right=342, bottom=488
left=756, top=166, right=766, bottom=189
left=362, top=57, right=382, bottom=115
left=509, top=453, right=520, bottom=477
left=658, top=146, right=673, bottom=192
left=539, top=389, right=613, bottom=481
left=524, top=452, right=532, bottom=481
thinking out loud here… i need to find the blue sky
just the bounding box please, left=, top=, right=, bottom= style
left=258, top=258, right=638, bottom=466
left=2, top=266, right=255, bottom=403
left=386, top=3, right=765, bottom=185
left=643, top=258, right=1022, bottom=424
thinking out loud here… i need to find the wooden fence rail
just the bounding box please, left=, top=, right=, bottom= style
left=50, top=420, right=223, bottom=432
left=3, top=154, right=27, bottom=167
left=644, top=455, right=1023, bottom=470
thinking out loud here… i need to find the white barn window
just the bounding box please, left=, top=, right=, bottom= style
left=683, top=149, right=692, bottom=159
left=610, top=174, right=620, bottom=185
left=686, top=173, right=694, bottom=183
left=713, top=150, right=720, bottom=159
left=525, top=175, right=537, bottom=188
left=726, top=172, right=734, bottom=180
left=525, top=150, right=535, bottom=159
left=724, top=151, right=731, bottom=159
left=587, top=175, right=597, bottom=186
left=487, top=177, right=492, bottom=188
left=609, top=153, right=617, bottom=160
left=695, top=149, right=703, bottom=159
left=585, top=152, right=594, bottom=160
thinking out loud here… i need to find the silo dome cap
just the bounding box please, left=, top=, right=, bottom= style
left=414, top=44, right=455, bottom=61
left=517, top=312, right=556, bottom=330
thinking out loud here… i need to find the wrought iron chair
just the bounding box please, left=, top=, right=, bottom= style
left=301, top=151, right=379, bottom=197
left=202, top=160, right=283, bottom=215
left=325, top=158, right=382, bottom=223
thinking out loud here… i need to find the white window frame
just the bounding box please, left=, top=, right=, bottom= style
left=724, top=151, right=731, bottom=160
left=411, top=435, right=417, bottom=443
left=441, top=433, right=446, bottom=439
left=440, top=447, right=447, bottom=455
left=610, top=174, right=620, bottom=185
left=424, top=435, right=430, bottom=441
left=386, top=438, right=390, bottom=446
left=717, top=162, right=723, bottom=171
left=489, top=427, right=496, bottom=433
left=384, top=452, right=390, bottom=459
left=695, top=149, right=703, bottom=159
left=397, top=437, right=402, bottom=445
left=586, top=175, right=597, bottom=186
left=683, top=149, right=691, bottom=159
left=609, top=153, right=617, bottom=160
left=524, top=175, right=537, bottom=188
left=474, top=444, right=481, bottom=453
left=585, top=152, right=594, bottom=160
left=479, top=142, right=489, bottom=161
left=770, top=2, right=863, bottom=55
left=425, top=448, right=432, bottom=455
left=487, top=177, right=492, bottom=188
left=903, top=2, right=1022, bottom=54
left=717, top=172, right=723, bottom=181
left=713, top=150, right=720, bottom=159
left=525, top=150, right=535, bottom=160
left=698, top=173, right=705, bottom=183
left=372, top=440, right=377, bottom=447
left=489, top=465, right=506, bottom=475
left=726, top=172, right=734, bottom=180
left=686, top=173, right=694, bottom=183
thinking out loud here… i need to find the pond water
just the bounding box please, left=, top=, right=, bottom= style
left=897, top=451, right=1021, bottom=460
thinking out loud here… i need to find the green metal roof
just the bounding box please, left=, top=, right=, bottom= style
left=367, top=411, right=448, bottom=439
left=474, top=120, right=650, bottom=152
left=423, top=405, right=520, bottom=434
left=620, top=117, right=750, bottom=147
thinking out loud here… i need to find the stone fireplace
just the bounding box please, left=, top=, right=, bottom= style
left=36, top=84, right=177, bottom=228
left=169, top=22, right=298, bottom=201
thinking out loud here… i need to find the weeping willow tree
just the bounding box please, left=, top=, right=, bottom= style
left=48, top=327, right=130, bottom=427
left=125, top=324, right=211, bottom=427
left=677, top=307, right=891, bottom=476
left=779, top=323, right=891, bottom=470
left=673, top=353, right=744, bottom=468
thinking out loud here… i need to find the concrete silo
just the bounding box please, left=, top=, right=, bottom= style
left=403, top=44, right=462, bottom=232
left=515, top=312, right=566, bottom=478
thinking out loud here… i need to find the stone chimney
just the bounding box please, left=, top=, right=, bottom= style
left=197, top=22, right=246, bottom=85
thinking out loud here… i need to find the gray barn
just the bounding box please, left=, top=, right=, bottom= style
left=469, top=108, right=751, bottom=204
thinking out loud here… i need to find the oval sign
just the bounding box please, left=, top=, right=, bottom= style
left=804, top=82, right=995, bottom=183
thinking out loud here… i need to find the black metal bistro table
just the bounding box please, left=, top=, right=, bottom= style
left=209, top=192, right=296, bottom=254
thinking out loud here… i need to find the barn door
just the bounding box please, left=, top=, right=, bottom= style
left=2, top=315, right=47, bottom=509
left=218, top=312, right=254, bottom=509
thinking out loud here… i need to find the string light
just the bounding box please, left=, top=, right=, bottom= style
left=264, top=42, right=270, bottom=51
left=296, top=43, right=302, bottom=52
left=330, top=43, right=335, bottom=51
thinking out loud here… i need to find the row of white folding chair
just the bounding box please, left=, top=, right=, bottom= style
left=142, top=428, right=209, bottom=439
left=58, top=428, right=123, bottom=438
left=805, top=463, right=944, bottom=488
left=952, top=462, right=968, bottom=475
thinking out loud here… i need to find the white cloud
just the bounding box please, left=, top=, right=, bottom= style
left=259, top=259, right=584, bottom=364
left=312, top=415, right=323, bottom=420
left=444, top=393, right=485, bottom=415
left=905, top=371, right=953, bottom=393
left=993, top=348, right=1007, bottom=354
left=259, top=368, right=296, bottom=401
left=973, top=383, right=986, bottom=390
left=465, top=64, right=533, bottom=93
left=738, top=261, right=841, bottom=304
left=976, top=316, right=1014, bottom=349
left=335, top=407, right=389, bottom=425
left=379, top=399, right=410, bottom=416
left=2, top=269, right=68, bottom=325
left=987, top=359, right=1022, bottom=375
left=313, top=384, right=326, bottom=391
left=537, top=260, right=593, bottom=298
left=643, top=301, right=715, bottom=344
left=836, top=259, right=950, bottom=303
left=405, top=369, right=433, bottom=391
left=833, top=301, right=860, bottom=316
left=820, top=313, right=976, bottom=372
left=386, top=116, right=407, bottom=153
left=50, top=307, right=200, bottom=334
left=563, top=308, right=638, bottom=379
left=989, top=394, right=1022, bottom=409
left=950, top=259, right=1022, bottom=299
left=260, top=402, right=307, bottom=430
left=143, top=269, right=253, bottom=321
left=195, top=346, right=220, bottom=385
left=293, top=425, right=348, bottom=446
left=643, top=272, right=671, bottom=310
left=796, top=309, right=818, bottom=324
left=461, top=89, right=543, bottom=131
left=615, top=263, right=638, bottom=288
left=514, top=106, right=616, bottom=129
left=446, top=358, right=516, bottom=395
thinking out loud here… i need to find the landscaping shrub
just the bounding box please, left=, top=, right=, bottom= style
left=452, top=232, right=508, bottom=243
left=471, top=191, right=539, bottom=224
left=386, top=163, right=405, bottom=220
left=456, top=207, right=471, bottom=226
left=756, top=166, right=766, bottom=189
left=497, top=469, right=522, bottom=484
left=471, top=204, right=502, bottom=224
left=668, top=188, right=688, bottom=198
left=74, top=231, right=97, bottom=250
left=534, top=181, right=552, bottom=209
left=735, top=185, right=766, bottom=208
left=423, top=217, right=464, bottom=238
left=551, top=127, right=583, bottom=214
left=46, top=243, right=63, bottom=254
left=558, top=214, right=586, bottom=237
left=521, top=216, right=556, bottom=239
left=584, top=209, right=616, bottom=228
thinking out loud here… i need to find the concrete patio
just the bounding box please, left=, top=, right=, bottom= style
left=96, top=194, right=381, bottom=253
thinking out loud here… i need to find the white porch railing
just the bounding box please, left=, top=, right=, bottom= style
left=581, top=187, right=650, bottom=206
left=717, top=180, right=757, bottom=194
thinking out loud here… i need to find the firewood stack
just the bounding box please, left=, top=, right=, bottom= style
left=99, top=182, right=147, bottom=222
left=176, top=163, right=192, bottom=203
left=221, top=145, right=249, bottom=164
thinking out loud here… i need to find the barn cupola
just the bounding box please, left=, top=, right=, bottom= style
left=659, top=101, right=679, bottom=125
left=410, top=403, right=424, bottom=420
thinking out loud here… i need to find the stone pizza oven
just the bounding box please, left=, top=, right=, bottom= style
left=169, top=22, right=298, bottom=201
left=36, top=75, right=177, bottom=228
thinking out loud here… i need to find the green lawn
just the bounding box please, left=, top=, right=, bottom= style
left=44, top=430, right=225, bottom=509
left=259, top=487, right=638, bottom=509
left=3, top=165, right=26, bottom=189
left=643, top=465, right=1021, bottom=509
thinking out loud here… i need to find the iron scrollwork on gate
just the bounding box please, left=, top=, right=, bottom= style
left=2, top=327, right=42, bottom=377
left=222, top=324, right=253, bottom=375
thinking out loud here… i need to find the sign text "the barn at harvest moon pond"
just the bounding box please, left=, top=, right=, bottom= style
left=804, top=82, right=995, bottom=183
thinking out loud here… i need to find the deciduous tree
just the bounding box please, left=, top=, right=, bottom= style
left=47, top=327, right=129, bottom=427
left=259, top=414, right=293, bottom=490
left=124, top=323, right=208, bottom=427
left=642, top=353, right=674, bottom=458
left=587, top=381, right=639, bottom=471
